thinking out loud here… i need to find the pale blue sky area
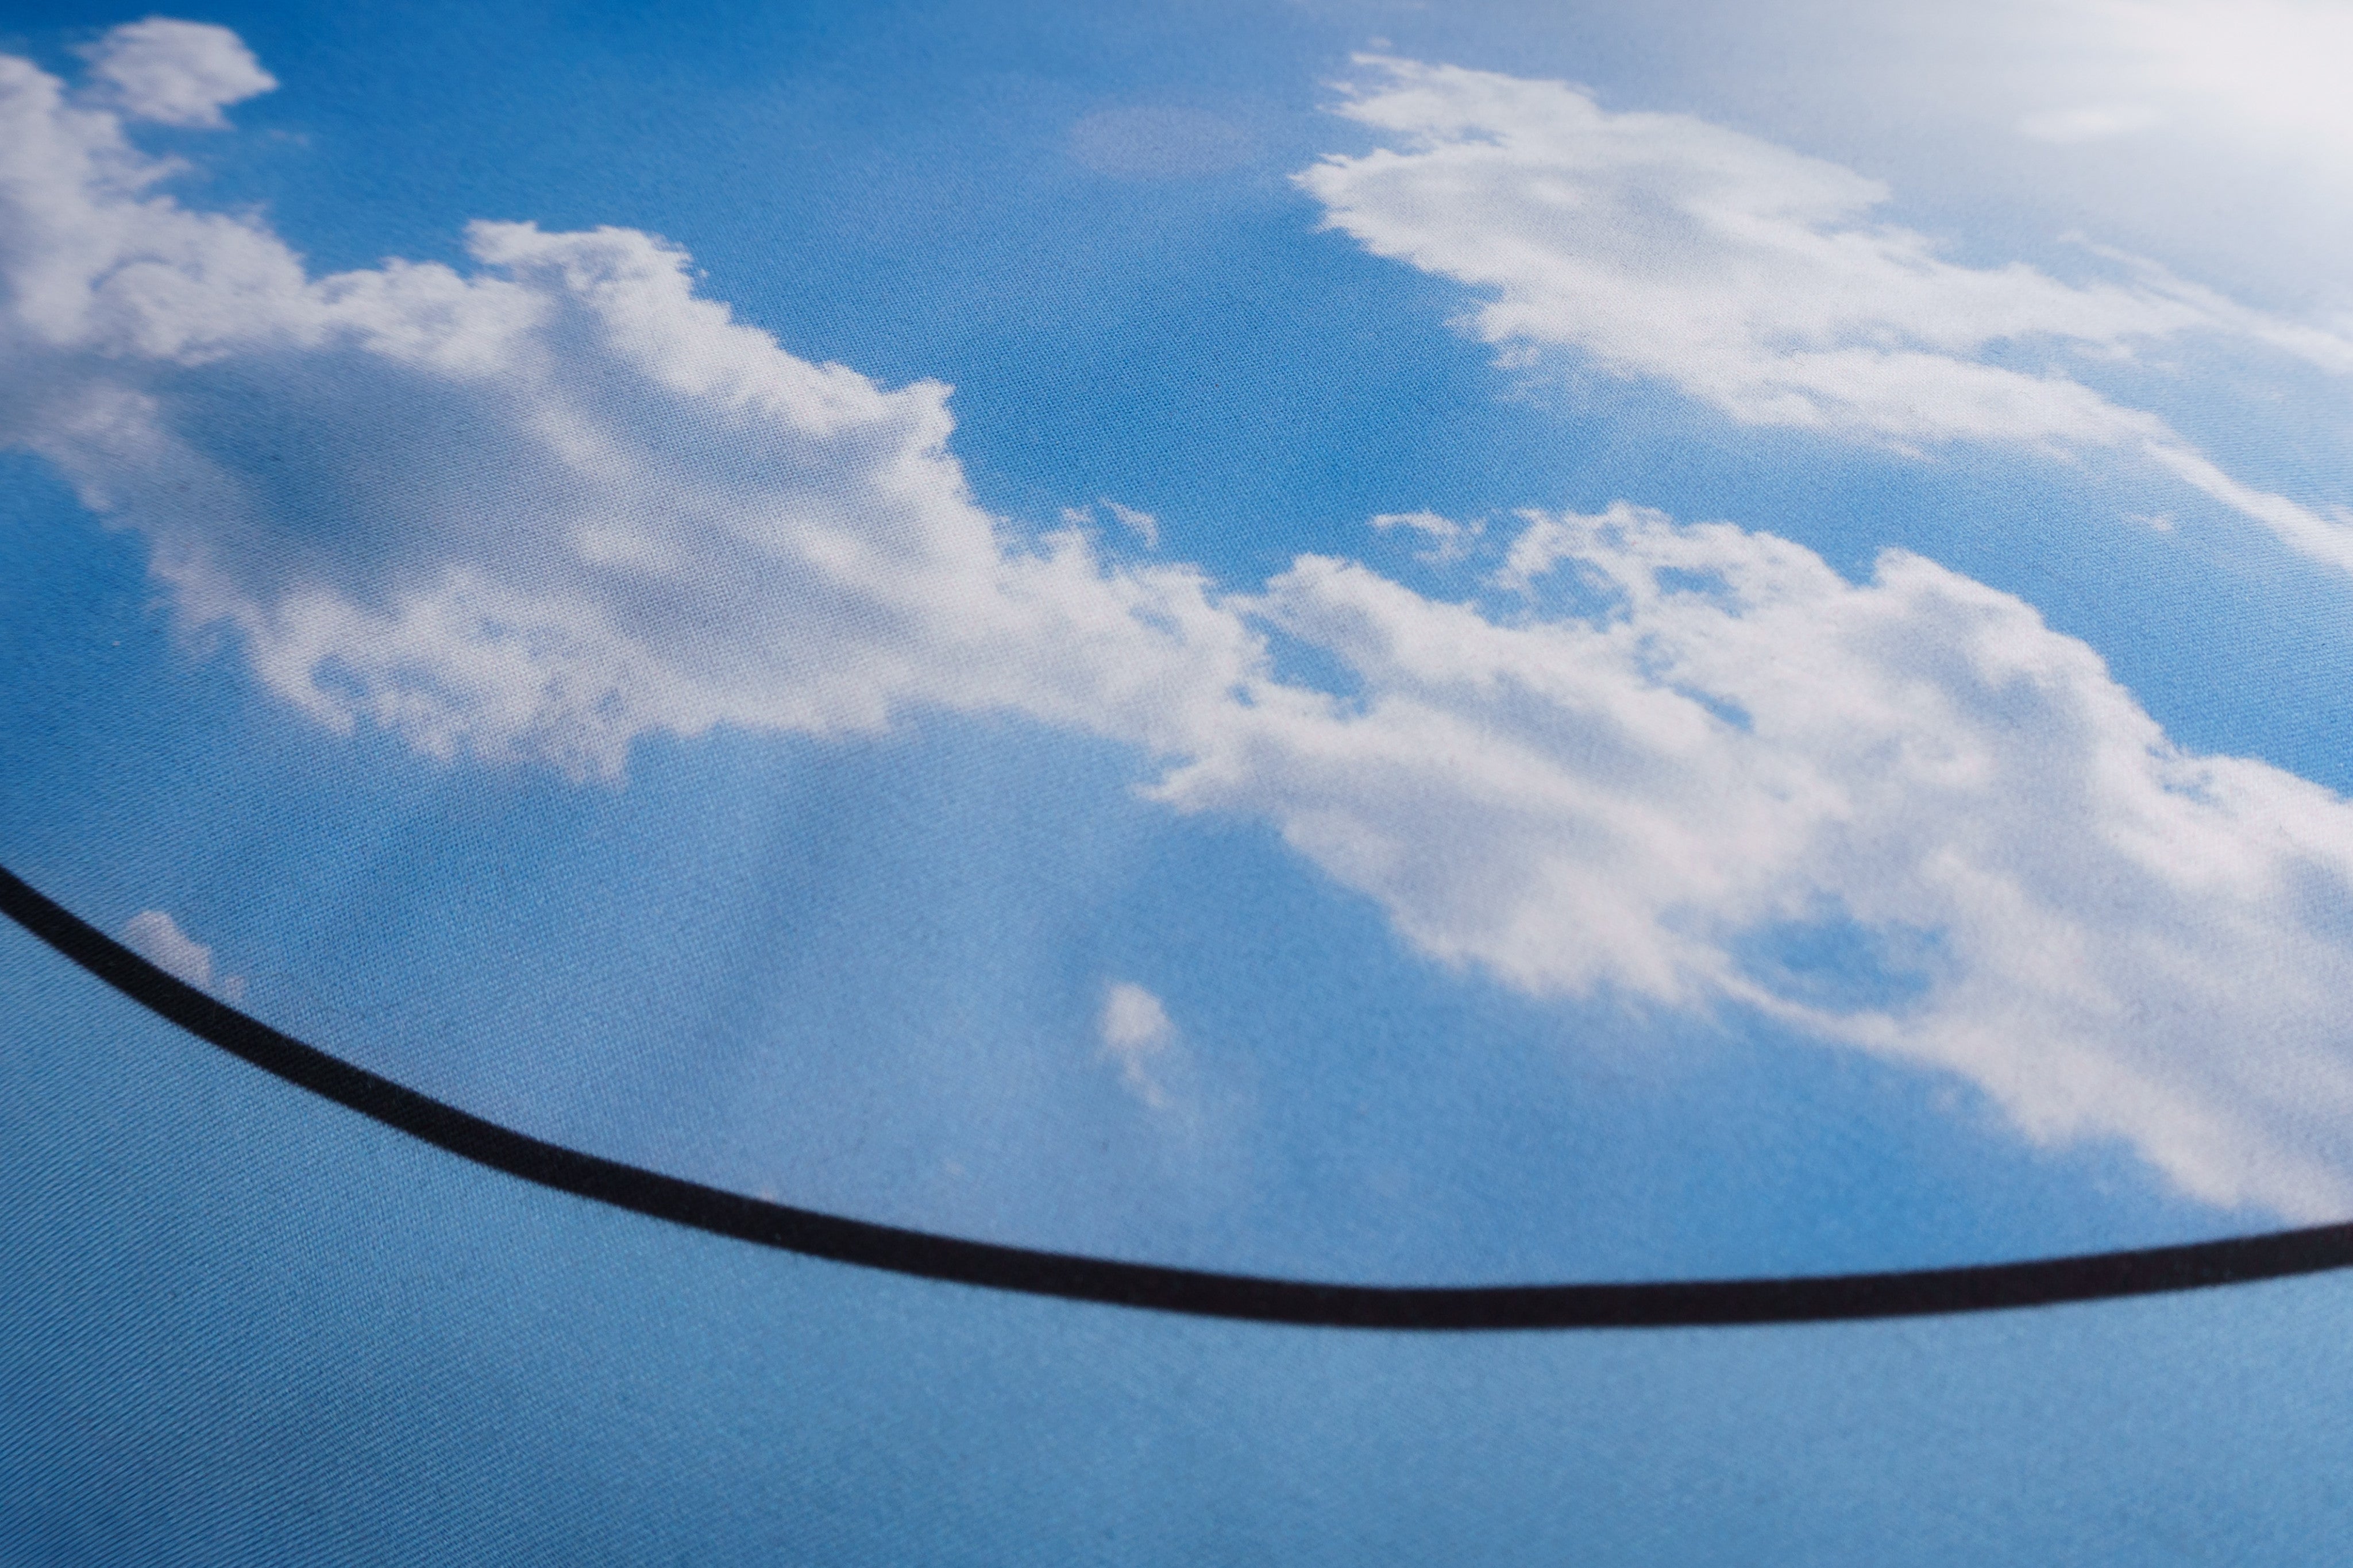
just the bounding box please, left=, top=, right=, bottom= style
left=8, top=918, right=2353, bottom=1563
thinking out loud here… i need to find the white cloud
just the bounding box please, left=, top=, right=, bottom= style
left=14, top=38, right=2353, bottom=1219
left=121, top=908, right=213, bottom=987
left=1298, top=57, right=2353, bottom=573
left=0, top=50, right=1257, bottom=778
left=77, top=19, right=275, bottom=129
left=1099, top=981, right=1179, bottom=1108
left=1163, top=503, right=2353, bottom=1216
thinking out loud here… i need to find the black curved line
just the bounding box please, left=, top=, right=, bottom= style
left=9, top=863, right=2353, bottom=1328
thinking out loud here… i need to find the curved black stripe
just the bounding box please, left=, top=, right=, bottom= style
left=9, top=862, right=2352, bottom=1328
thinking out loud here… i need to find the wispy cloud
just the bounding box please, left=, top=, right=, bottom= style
left=1068, top=106, right=1254, bottom=180
left=1370, top=510, right=1480, bottom=565
left=2016, top=103, right=2161, bottom=143
left=1298, top=57, right=2353, bottom=571
left=1100, top=499, right=1160, bottom=550
left=2085, top=0, right=2353, bottom=157
left=1067, top=499, right=1161, bottom=549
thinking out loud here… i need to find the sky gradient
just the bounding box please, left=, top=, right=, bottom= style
left=14, top=4, right=2353, bottom=1561
left=6, top=2, right=2353, bottom=1287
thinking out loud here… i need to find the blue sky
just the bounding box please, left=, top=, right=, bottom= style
left=9, top=925, right=2353, bottom=1564
left=7, top=0, right=2353, bottom=1290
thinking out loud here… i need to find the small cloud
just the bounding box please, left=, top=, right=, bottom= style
left=1069, top=106, right=1253, bottom=179
left=121, top=909, right=213, bottom=988
left=1371, top=509, right=1481, bottom=565
left=78, top=19, right=276, bottom=129
left=120, top=908, right=247, bottom=1001
left=2018, top=105, right=2161, bottom=144
left=1098, top=980, right=1177, bottom=1108
left=1101, top=498, right=1159, bottom=549
left=1061, top=499, right=1160, bottom=548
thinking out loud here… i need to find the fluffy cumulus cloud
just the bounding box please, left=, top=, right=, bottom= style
left=1299, top=58, right=2353, bottom=573
left=13, top=32, right=2353, bottom=1218
left=1161, top=503, right=2353, bottom=1215
left=0, top=34, right=1253, bottom=778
